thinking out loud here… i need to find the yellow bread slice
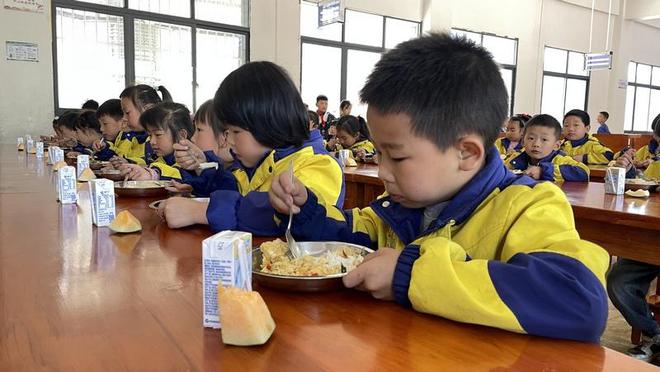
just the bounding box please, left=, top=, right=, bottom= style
left=17, top=143, right=25, bottom=151
left=108, top=210, right=142, bottom=233
left=28, top=147, right=36, bottom=154
left=53, top=160, right=67, bottom=171
left=625, top=189, right=650, bottom=198
left=218, top=286, right=275, bottom=346
left=345, top=157, right=358, bottom=167
left=77, top=167, right=96, bottom=182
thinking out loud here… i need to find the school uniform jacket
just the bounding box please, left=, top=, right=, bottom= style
left=560, top=135, right=613, bottom=165
left=206, top=129, right=345, bottom=236
left=94, top=131, right=135, bottom=161
left=150, top=153, right=191, bottom=181
left=506, top=150, right=590, bottom=182
left=337, top=139, right=376, bottom=156
left=644, top=160, right=660, bottom=179
left=123, top=132, right=154, bottom=165
left=280, top=147, right=609, bottom=342
left=494, top=137, right=523, bottom=156
left=635, top=139, right=659, bottom=163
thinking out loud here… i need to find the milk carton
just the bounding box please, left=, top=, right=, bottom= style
left=202, top=231, right=252, bottom=328
left=26, top=139, right=35, bottom=153
left=605, top=167, right=626, bottom=195
left=17, top=137, right=24, bottom=150
left=36, top=142, right=44, bottom=159
left=88, top=179, right=116, bottom=227
left=77, top=154, right=90, bottom=178
left=58, top=166, right=78, bottom=204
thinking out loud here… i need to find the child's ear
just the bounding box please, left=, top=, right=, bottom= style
left=553, top=139, right=562, bottom=150
left=456, top=135, right=485, bottom=171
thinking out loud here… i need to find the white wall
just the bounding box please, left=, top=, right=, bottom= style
left=0, top=3, right=54, bottom=144
left=1, top=0, right=660, bottom=143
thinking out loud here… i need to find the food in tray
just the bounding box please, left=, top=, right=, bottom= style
left=217, top=286, right=275, bottom=346
left=108, top=210, right=142, bottom=233
left=77, top=167, right=96, bottom=182
left=259, top=239, right=364, bottom=276
left=115, top=180, right=171, bottom=189
left=626, top=178, right=658, bottom=186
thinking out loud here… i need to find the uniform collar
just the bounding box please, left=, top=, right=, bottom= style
left=568, top=134, right=590, bottom=147
left=127, top=131, right=149, bottom=144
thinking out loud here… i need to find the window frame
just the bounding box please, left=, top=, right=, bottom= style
left=450, top=28, right=518, bottom=116
left=52, top=0, right=250, bottom=114
left=299, top=1, right=420, bottom=113
left=626, top=61, right=660, bottom=133
left=540, top=46, right=591, bottom=119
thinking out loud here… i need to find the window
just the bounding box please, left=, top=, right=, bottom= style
left=300, top=1, right=420, bottom=117
left=450, top=29, right=518, bottom=115
left=540, top=47, right=590, bottom=122
left=52, top=0, right=249, bottom=113
left=625, top=61, right=660, bottom=132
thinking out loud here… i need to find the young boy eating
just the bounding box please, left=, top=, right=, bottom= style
left=269, top=33, right=609, bottom=342
left=561, top=109, right=614, bottom=165
left=507, top=114, right=589, bottom=182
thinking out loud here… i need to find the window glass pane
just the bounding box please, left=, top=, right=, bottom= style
left=647, top=90, right=660, bottom=132
left=195, top=0, right=248, bottom=27
left=451, top=29, right=481, bottom=45
left=567, top=51, right=588, bottom=76
left=56, top=8, right=125, bottom=108
left=565, top=78, right=587, bottom=112
left=196, top=29, right=246, bottom=106
left=633, top=87, right=650, bottom=131
left=652, top=67, right=660, bottom=87
left=301, top=43, right=341, bottom=115
left=627, top=62, right=637, bottom=83
left=345, top=10, right=383, bottom=47
left=300, top=1, right=341, bottom=41
left=134, top=19, right=193, bottom=108
left=385, top=18, right=419, bottom=49
left=129, top=0, right=190, bottom=18
left=624, top=86, right=635, bottom=131
left=544, top=47, right=567, bottom=73
left=78, top=0, right=123, bottom=6
left=346, top=49, right=381, bottom=117
left=637, top=64, right=652, bottom=85
left=482, top=35, right=516, bottom=65
left=541, top=75, right=566, bottom=121
left=500, top=68, right=513, bottom=115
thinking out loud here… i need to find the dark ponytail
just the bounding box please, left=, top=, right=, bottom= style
left=337, top=115, right=370, bottom=141
left=120, top=84, right=173, bottom=112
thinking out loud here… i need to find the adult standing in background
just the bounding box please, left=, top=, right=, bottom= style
left=316, top=94, right=336, bottom=140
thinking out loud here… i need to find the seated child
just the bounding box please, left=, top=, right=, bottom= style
left=596, top=111, right=611, bottom=134
left=56, top=110, right=82, bottom=153
left=71, top=110, right=104, bottom=154
left=119, top=102, right=194, bottom=181
left=335, top=115, right=375, bottom=161
left=634, top=114, right=659, bottom=170
left=269, top=33, right=609, bottom=343
left=506, top=114, right=589, bottom=182
left=114, top=85, right=172, bottom=166
left=615, top=114, right=660, bottom=180
left=561, top=109, right=614, bottom=165
left=92, top=99, right=131, bottom=160
left=494, top=115, right=526, bottom=157
left=307, top=110, right=320, bottom=131
left=158, top=61, right=345, bottom=237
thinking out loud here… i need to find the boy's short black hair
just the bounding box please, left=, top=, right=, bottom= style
left=195, top=99, right=225, bottom=137
left=360, top=32, right=508, bottom=150
left=340, top=100, right=352, bottom=110
left=307, top=110, right=319, bottom=128
left=524, top=114, right=562, bottom=139
left=82, top=99, right=99, bottom=110
left=563, top=109, right=590, bottom=126
left=141, top=102, right=194, bottom=142
left=96, top=99, right=124, bottom=121
left=316, top=95, right=328, bottom=103
left=57, top=110, right=81, bottom=131
left=652, top=113, right=660, bottom=136
left=76, top=110, right=101, bottom=133
left=599, top=111, right=609, bottom=120
left=214, top=61, right=309, bottom=148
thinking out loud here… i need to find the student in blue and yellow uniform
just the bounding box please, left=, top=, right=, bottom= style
left=269, top=33, right=609, bottom=342
left=92, top=99, right=131, bottom=160
left=56, top=110, right=85, bottom=154
left=634, top=115, right=659, bottom=170
left=157, top=61, right=345, bottom=236
left=119, top=102, right=194, bottom=181
left=506, top=114, right=589, bottom=182
left=112, top=84, right=172, bottom=166
left=71, top=110, right=104, bottom=154
left=561, top=109, right=614, bottom=165
left=616, top=113, right=660, bottom=180
left=494, top=115, right=526, bottom=157
left=335, top=115, right=375, bottom=161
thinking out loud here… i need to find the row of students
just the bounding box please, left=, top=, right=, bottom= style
left=61, top=33, right=611, bottom=345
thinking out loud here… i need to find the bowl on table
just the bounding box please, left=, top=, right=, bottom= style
left=114, top=180, right=172, bottom=198
left=624, top=178, right=659, bottom=192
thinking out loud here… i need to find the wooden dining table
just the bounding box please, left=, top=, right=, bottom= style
left=0, top=145, right=655, bottom=371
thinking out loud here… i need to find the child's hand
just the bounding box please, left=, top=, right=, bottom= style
left=326, top=138, right=337, bottom=151
left=165, top=180, right=194, bottom=194
left=268, top=171, right=308, bottom=215
left=524, top=166, right=542, bottom=180
left=343, top=248, right=401, bottom=300
left=355, top=148, right=367, bottom=160
left=615, top=151, right=635, bottom=172
left=157, top=197, right=209, bottom=228
left=91, top=139, right=106, bottom=152
left=173, top=139, right=206, bottom=170
left=119, top=164, right=155, bottom=180
left=110, top=156, right=128, bottom=168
